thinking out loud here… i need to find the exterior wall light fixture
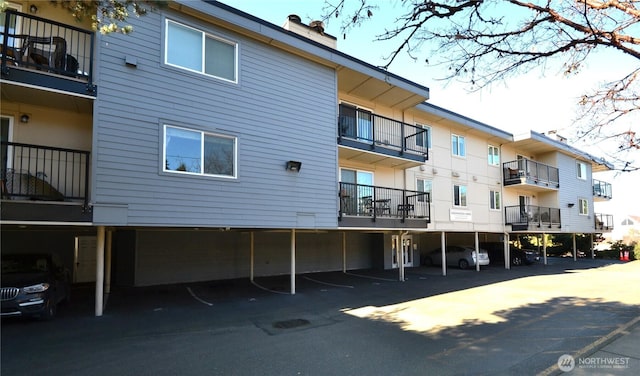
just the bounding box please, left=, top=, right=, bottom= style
left=20, top=114, right=30, bottom=123
left=286, top=161, right=302, bottom=172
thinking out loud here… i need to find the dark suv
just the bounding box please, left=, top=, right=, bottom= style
left=480, top=242, right=538, bottom=266
left=1, top=253, right=71, bottom=320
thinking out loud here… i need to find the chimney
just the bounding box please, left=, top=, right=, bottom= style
left=283, top=14, right=337, bottom=49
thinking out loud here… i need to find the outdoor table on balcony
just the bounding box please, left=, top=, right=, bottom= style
left=373, top=199, right=391, bottom=216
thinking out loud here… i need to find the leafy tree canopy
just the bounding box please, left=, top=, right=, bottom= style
left=47, top=0, right=166, bottom=34
left=323, top=0, right=640, bottom=171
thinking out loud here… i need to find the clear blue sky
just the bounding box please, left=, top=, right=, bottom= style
left=220, top=0, right=639, bottom=221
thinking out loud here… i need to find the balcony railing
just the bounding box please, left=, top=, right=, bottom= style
left=503, top=159, right=559, bottom=189
left=338, top=104, right=428, bottom=162
left=505, top=205, right=561, bottom=229
left=1, top=10, right=95, bottom=95
left=595, top=213, right=614, bottom=231
left=339, top=182, right=430, bottom=222
left=593, top=179, right=612, bottom=199
left=1, top=141, right=90, bottom=208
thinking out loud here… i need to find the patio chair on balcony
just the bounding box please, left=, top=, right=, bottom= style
left=2, top=169, right=64, bottom=201
left=18, top=36, right=78, bottom=76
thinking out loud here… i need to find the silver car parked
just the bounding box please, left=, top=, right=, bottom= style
left=423, top=245, right=490, bottom=269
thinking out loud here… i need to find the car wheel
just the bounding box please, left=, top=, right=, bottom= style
left=40, top=300, right=57, bottom=321
left=512, top=256, right=523, bottom=266
left=458, top=259, right=469, bottom=269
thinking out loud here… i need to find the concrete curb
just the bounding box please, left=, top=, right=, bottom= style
left=539, top=315, right=640, bottom=376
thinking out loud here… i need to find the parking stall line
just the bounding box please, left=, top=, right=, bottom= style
left=186, top=287, right=214, bottom=306
left=302, top=275, right=354, bottom=289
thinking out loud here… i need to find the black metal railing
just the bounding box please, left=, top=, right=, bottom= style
left=503, top=159, right=559, bottom=188
left=1, top=141, right=90, bottom=207
left=338, top=104, right=428, bottom=158
left=339, top=182, right=430, bottom=221
left=595, top=213, right=614, bottom=231
left=505, top=205, right=561, bottom=228
left=1, top=10, right=94, bottom=84
left=592, top=179, right=612, bottom=199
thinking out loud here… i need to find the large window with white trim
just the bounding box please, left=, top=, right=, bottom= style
left=453, top=184, right=467, bottom=207
left=452, top=134, right=466, bottom=157
left=165, top=19, right=237, bottom=82
left=417, top=178, right=432, bottom=202
left=164, top=125, right=236, bottom=178
left=579, top=198, right=588, bottom=215
left=489, top=190, right=501, bottom=210
left=488, top=145, right=500, bottom=166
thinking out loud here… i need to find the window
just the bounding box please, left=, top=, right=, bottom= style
left=488, top=145, right=500, bottom=166
left=489, top=190, right=501, bottom=210
left=452, top=134, right=465, bottom=157
left=579, top=198, right=588, bottom=215
left=415, top=124, right=431, bottom=149
left=417, top=179, right=432, bottom=202
left=453, top=184, right=467, bottom=207
left=164, top=125, right=236, bottom=178
left=576, top=161, right=587, bottom=180
left=165, top=19, right=237, bottom=82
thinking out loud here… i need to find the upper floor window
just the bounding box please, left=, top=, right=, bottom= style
left=415, top=124, right=431, bottom=149
left=576, top=161, right=587, bottom=180
left=452, top=134, right=465, bottom=157
left=417, top=178, right=432, bottom=202
left=165, top=19, right=237, bottom=82
left=164, top=125, right=237, bottom=178
left=489, top=190, right=501, bottom=210
left=488, top=145, right=500, bottom=166
left=453, top=184, right=467, bottom=207
left=579, top=198, right=588, bottom=215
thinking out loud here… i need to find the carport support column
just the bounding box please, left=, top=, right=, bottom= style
left=398, top=231, right=406, bottom=282
left=572, top=233, right=577, bottom=261
left=290, top=229, right=296, bottom=295
left=543, top=233, right=548, bottom=265
left=105, top=229, right=112, bottom=295
left=250, top=232, right=254, bottom=282
left=475, top=232, right=480, bottom=272
left=441, top=231, right=446, bottom=276
left=95, top=226, right=105, bottom=317
left=342, top=232, right=347, bottom=273
left=504, top=233, right=510, bottom=270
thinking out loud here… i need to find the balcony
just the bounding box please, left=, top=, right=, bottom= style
left=503, top=159, right=559, bottom=192
left=338, top=104, right=428, bottom=168
left=1, top=10, right=96, bottom=97
left=595, top=213, right=614, bottom=232
left=593, top=179, right=612, bottom=201
left=505, top=205, right=561, bottom=231
left=1, top=142, right=91, bottom=223
left=338, top=182, right=430, bottom=228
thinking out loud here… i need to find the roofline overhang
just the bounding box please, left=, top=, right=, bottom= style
left=416, top=102, right=513, bottom=141
left=514, top=130, right=614, bottom=171
left=174, top=0, right=429, bottom=101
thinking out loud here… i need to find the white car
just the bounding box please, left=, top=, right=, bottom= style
left=423, top=246, right=490, bottom=269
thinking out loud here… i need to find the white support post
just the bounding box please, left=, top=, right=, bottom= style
left=504, top=233, right=510, bottom=270
left=104, top=229, right=112, bottom=295
left=441, top=231, right=447, bottom=276
left=250, top=232, right=254, bottom=282
left=543, top=233, right=548, bottom=265
left=573, top=233, right=577, bottom=261
left=95, top=226, right=105, bottom=317
left=290, top=229, right=296, bottom=295
left=475, top=232, right=480, bottom=272
left=342, top=232, right=347, bottom=273
left=398, top=231, right=405, bottom=282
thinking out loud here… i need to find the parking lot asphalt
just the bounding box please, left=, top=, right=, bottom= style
left=2, top=258, right=639, bottom=376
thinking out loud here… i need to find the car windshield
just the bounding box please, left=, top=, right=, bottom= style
left=1, top=255, right=50, bottom=274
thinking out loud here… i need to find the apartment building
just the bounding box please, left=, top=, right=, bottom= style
left=0, top=1, right=614, bottom=316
